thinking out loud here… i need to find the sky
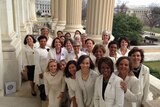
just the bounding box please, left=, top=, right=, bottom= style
left=115, top=0, right=160, bottom=6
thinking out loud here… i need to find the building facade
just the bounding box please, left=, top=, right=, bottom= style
left=35, top=0, right=51, bottom=16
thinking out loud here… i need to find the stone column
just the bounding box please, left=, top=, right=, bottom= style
left=52, top=0, right=58, bottom=31
left=51, top=0, right=54, bottom=21
left=0, top=0, right=22, bottom=94
left=55, top=0, right=66, bottom=32
left=30, top=0, right=37, bottom=21
left=25, top=0, right=33, bottom=34
left=0, top=27, right=4, bottom=96
left=64, top=0, right=84, bottom=35
left=19, top=0, right=27, bottom=41
left=86, top=0, right=115, bottom=42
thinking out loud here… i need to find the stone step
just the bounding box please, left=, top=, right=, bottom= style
left=0, top=96, right=41, bottom=107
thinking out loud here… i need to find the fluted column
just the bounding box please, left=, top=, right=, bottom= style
left=25, top=0, right=33, bottom=34
left=0, top=27, right=4, bottom=96
left=52, top=0, right=58, bottom=31
left=86, top=0, right=115, bottom=42
left=30, top=0, right=37, bottom=21
left=64, top=0, right=83, bottom=35
left=55, top=0, right=66, bottom=32
left=51, top=0, right=54, bottom=21
left=0, top=0, right=22, bottom=94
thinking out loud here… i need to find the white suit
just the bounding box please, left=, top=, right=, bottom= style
left=137, top=64, right=151, bottom=106
left=76, top=69, right=98, bottom=107
left=94, top=73, right=124, bottom=107
left=124, top=76, right=141, bottom=107
left=48, top=47, right=68, bottom=62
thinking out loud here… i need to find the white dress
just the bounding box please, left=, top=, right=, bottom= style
left=44, top=71, right=65, bottom=107
left=65, top=77, right=76, bottom=107
left=76, top=69, right=98, bottom=107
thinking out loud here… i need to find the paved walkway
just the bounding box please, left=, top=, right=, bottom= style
left=0, top=81, right=47, bottom=107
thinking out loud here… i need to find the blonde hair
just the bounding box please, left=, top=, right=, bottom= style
left=46, top=59, right=57, bottom=72
left=102, top=30, right=111, bottom=40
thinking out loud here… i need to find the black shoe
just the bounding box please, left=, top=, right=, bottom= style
left=31, top=92, right=37, bottom=96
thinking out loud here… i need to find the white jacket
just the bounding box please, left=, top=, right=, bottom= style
left=94, top=73, right=124, bottom=107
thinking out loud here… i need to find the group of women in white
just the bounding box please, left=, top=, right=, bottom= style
left=23, top=27, right=151, bottom=107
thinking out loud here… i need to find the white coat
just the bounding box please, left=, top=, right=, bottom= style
left=65, top=51, right=86, bottom=62
left=137, top=64, right=151, bottom=106
left=34, top=47, right=49, bottom=85
left=65, top=77, right=76, bottom=107
left=76, top=69, right=98, bottom=107
left=48, top=47, right=68, bottom=62
left=124, top=75, right=141, bottom=107
left=44, top=71, right=65, bottom=107
left=94, top=73, right=124, bottom=107
left=23, top=44, right=36, bottom=67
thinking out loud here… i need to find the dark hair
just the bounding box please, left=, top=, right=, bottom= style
left=75, top=30, right=81, bottom=35
left=108, top=41, right=118, bottom=48
left=98, top=57, right=114, bottom=74
left=64, top=39, right=73, bottom=46
left=40, top=27, right=49, bottom=32
left=65, top=32, right=71, bottom=38
left=23, top=34, right=36, bottom=45
left=85, top=38, right=95, bottom=45
left=77, top=55, right=95, bottom=70
left=92, top=44, right=106, bottom=55
left=116, top=56, right=132, bottom=71
left=65, top=60, right=77, bottom=78
left=128, top=47, right=144, bottom=63
left=118, top=37, right=130, bottom=48
left=37, top=35, right=48, bottom=42
left=57, top=30, right=63, bottom=34
left=51, top=37, right=63, bottom=48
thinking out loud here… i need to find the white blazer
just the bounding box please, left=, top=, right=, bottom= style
left=65, top=77, right=76, bottom=107
left=65, top=51, right=86, bottom=62
left=76, top=69, right=98, bottom=107
left=124, top=76, right=141, bottom=107
left=94, top=73, right=124, bottom=107
left=137, top=64, right=151, bottom=106
left=23, top=44, right=36, bottom=66
left=48, top=47, right=68, bottom=62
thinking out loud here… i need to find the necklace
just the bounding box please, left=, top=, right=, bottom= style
left=50, top=71, right=57, bottom=77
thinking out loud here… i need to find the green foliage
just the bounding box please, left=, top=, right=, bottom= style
left=36, top=10, right=42, bottom=17
left=143, top=61, right=160, bottom=79
left=112, top=13, right=143, bottom=45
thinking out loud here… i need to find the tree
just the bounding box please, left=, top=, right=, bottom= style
left=144, top=4, right=160, bottom=30
left=112, top=13, right=143, bottom=45
left=36, top=10, right=42, bottom=17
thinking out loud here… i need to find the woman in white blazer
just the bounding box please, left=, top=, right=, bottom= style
left=117, top=37, right=130, bottom=57
left=44, top=59, right=65, bottom=107
left=94, top=57, right=124, bottom=107
left=116, top=56, right=141, bottom=107
left=76, top=55, right=98, bottom=107
left=65, top=60, right=78, bottom=107
left=48, top=37, right=68, bottom=62
left=23, top=34, right=37, bottom=96
left=128, top=47, right=151, bottom=107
